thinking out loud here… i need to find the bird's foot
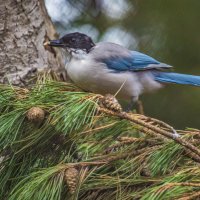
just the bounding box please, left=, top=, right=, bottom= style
left=172, top=129, right=180, bottom=138
left=136, top=100, right=144, bottom=115
left=126, top=100, right=144, bottom=114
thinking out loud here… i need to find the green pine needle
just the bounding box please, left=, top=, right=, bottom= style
left=0, top=73, right=200, bottom=199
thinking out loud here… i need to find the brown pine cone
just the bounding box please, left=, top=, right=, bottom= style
left=64, top=167, right=79, bottom=194
left=101, top=94, right=122, bottom=112
left=26, top=107, right=45, bottom=123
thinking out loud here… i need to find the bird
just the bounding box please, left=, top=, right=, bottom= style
left=45, top=32, right=200, bottom=108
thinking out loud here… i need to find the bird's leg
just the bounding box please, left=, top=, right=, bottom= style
left=135, top=100, right=144, bottom=115
left=125, top=101, right=135, bottom=113
left=171, top=128, right=180, bottom=138
left=125, top=97, right=144, bottom=114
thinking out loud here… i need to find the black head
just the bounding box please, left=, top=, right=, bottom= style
left=47, top=32, right=95, bottom=53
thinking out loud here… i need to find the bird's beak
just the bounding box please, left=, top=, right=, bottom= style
left=43, top=39, right=64, bottom=47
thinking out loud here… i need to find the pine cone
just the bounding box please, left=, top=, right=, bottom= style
left=26, top=107, right=45, bottom=123
left=101, top=94, right=122, bottom=112
left=65, top=167, right=79, bottom=194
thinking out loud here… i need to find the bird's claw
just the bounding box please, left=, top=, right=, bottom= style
left=172, top=129, right=180, bottom=139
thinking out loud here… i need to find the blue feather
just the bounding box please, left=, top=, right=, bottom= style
left=130, top=51, right=160, bottom=67
left=102, top=51, right=171, bottom=72
left=153, top=72, right=200, bottom=86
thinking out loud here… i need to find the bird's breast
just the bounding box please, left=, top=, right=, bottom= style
left=66, top=58, right=97, bottom=90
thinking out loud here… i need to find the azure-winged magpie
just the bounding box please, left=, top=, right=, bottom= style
left=46, top=32, right=200, bottom=104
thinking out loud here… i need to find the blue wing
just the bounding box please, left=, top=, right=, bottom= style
left=101, top=51, right=172, bottom=72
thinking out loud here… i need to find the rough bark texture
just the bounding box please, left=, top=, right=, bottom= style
left=0, top=0, right=65, bottom=86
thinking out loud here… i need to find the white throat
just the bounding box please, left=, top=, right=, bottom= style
left=66, top=48, right=88, bottom=60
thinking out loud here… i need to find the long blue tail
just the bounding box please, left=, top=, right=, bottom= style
left=153, top=72, right=200, bottom=86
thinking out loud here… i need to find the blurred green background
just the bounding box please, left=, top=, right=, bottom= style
left=45, top=0, right=200, bottom=129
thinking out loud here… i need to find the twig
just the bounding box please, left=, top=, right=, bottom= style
left=62, top=146, right=161, bottom=170
left=165, top=182, right=200, bottom=187
left=105, top=137, right=162, bottom=154
left=157, top=182, right=200, bottom=200
left=62, top=161, right=107, bottom=169
left=79, top=122, right=117, bottom=136
left=141, top=115, right=177, bottom=134
left=184, top=149, right=200, bottom=163
left=98, top=108, right=200, bottom=162
left=178, top=191, right=200, bottom=200
left=95, top=145, right=161, bottom=163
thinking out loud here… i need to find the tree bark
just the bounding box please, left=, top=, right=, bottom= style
left=0, top=0, right=65, bottom=86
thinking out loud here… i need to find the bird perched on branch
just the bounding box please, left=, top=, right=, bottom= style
left=45, top=32, right=200, bottom=108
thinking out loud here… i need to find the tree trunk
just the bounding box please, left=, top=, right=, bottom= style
left=0, top=0, right=65, bottom=86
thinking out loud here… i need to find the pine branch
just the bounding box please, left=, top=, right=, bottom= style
left=98, top=107, right=200, bottom=162
left=1, top=72, right=200, bottom=199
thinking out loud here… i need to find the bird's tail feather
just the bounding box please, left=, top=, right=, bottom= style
left=153, top=72, right=200, bottom=86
